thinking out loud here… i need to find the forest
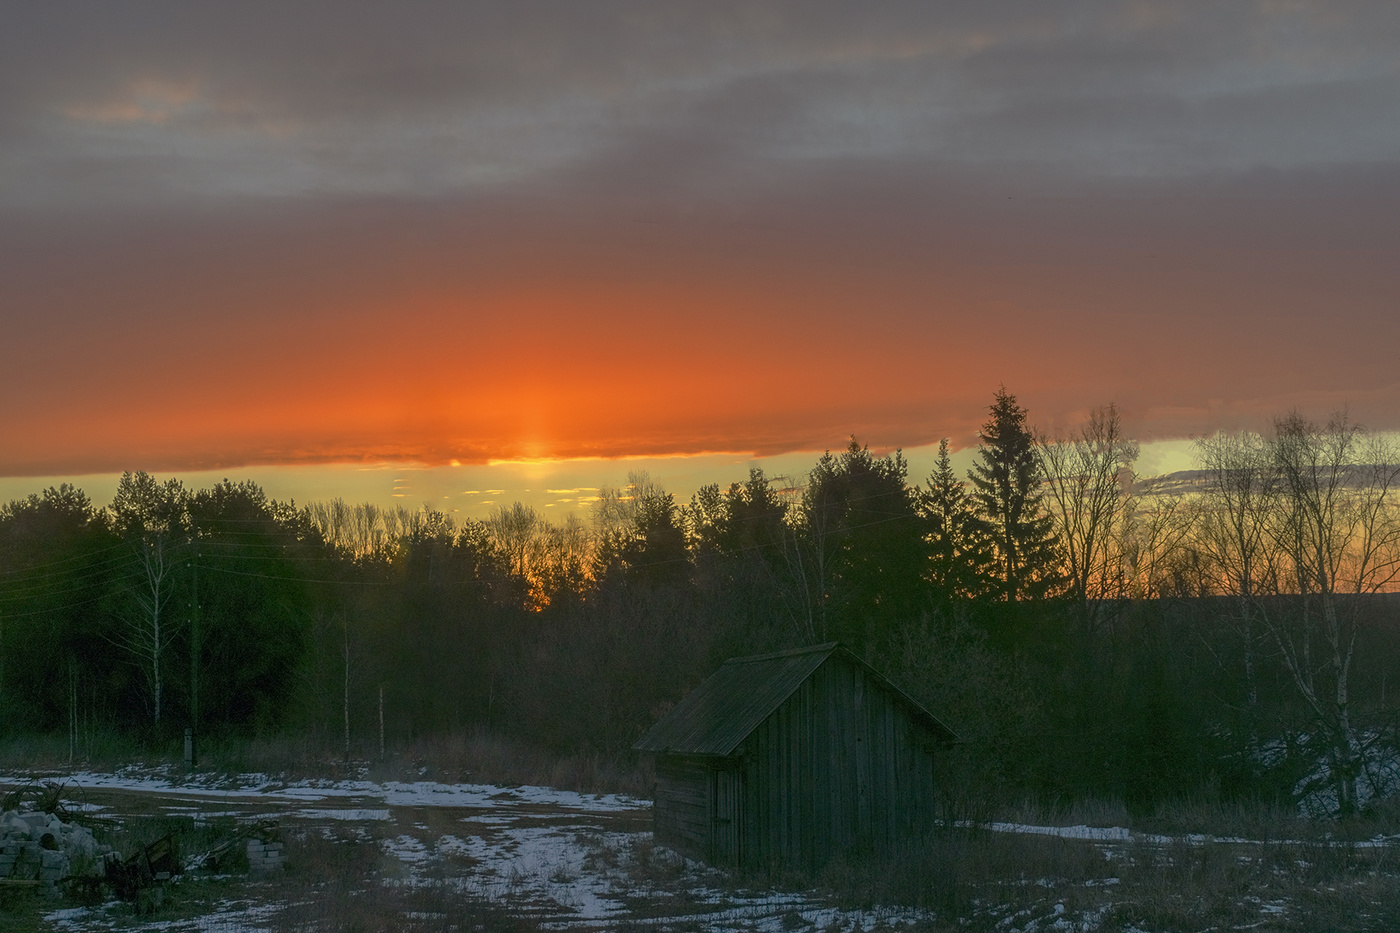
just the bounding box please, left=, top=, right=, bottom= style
left=3, top=389, right=1399, bottom=820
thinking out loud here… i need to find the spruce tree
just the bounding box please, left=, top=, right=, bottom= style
left=968, top=388, right=1061, bottom=600
left=920, top=438, right=993, bottom=599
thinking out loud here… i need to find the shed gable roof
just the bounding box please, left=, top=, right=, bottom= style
left=633, top=642, right=955, bottom=757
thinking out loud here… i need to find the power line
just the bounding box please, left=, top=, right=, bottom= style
left=0, top=540, right=127, bottom=575
left=0, top=580, right=147, bottom=620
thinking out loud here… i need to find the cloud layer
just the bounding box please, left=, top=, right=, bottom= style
left=4, top=3, right=1398, bottom=474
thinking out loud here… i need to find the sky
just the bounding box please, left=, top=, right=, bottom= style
left=3, top=3, right=1397, bottom=518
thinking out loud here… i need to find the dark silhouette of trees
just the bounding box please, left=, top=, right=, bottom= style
left=686, top=469, right=806, bottom=650
left=687, top=468, right=791, bottom=560
left=188, top=479, right=313, bottom=734
left=798, top=439, right=925, bottom=649
left=594, top=473, right=688, bottom=589
left=0, top=485, right=116, bottom=734
left=110, top=471, right=190, bottom=726
left=969, top=389, right=1061, bottom=601
left=919, top=438, right=993, bottom=600
left=6, top=390, right=1400, bottom=822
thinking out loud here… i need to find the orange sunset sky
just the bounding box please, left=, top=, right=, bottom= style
left=3, top=4, right=1398, bottom=517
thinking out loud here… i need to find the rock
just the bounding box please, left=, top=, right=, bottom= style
left=1, top=811, right=28, bottom=836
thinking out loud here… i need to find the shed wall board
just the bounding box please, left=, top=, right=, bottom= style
left=731, top=653, right=938, bottom=870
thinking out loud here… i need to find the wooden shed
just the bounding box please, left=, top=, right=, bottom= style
left=633, top=643, right=956, bottom=871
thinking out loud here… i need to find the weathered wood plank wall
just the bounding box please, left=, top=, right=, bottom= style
left=650, top=649, right=943, bottom=871
left=730, top=654, right=938, bottom=869
left=654, top=758, right=711, bottom=861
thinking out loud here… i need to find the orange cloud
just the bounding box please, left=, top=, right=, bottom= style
left=4, top=166, right=1399, bottom=477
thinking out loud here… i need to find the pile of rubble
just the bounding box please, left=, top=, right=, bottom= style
left=244, top=836, right=285, bottom=875
left=0, top=808, right=114, bottom=894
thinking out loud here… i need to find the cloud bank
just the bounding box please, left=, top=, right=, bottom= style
left=3, top=3, right=1398, bottom=474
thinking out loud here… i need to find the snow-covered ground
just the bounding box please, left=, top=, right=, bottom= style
left=6, top=767, right=1397, bottom=932
left=11, top=767, right=645, bottom=813
left=3, top=767, right=927, bottom=932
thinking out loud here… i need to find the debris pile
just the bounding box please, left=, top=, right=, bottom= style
left=0, top=808, right=113, bottom=894
left=105, top=832, right=181, bottom=907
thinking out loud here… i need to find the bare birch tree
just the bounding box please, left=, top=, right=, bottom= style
left=1194, top=427, right=1281, bottom=740
left=1261, top=411, right=1400, bottom=814
left=110, top=471, right=189, bottom=726
left=1038, top=403, right=1139, bottom=629
left=1197, top=413, right=1400, bottom=814
left=1118, top=488, right=1194, bottom=598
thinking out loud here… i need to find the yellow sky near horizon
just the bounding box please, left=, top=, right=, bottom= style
left=0, top=438, right=1201, bottom=523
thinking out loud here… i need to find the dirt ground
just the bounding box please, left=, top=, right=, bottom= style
left=1, top=770, right=930, bottom=932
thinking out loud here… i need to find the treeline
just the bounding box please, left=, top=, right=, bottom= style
left=3, top=390, right=1399, bottom=816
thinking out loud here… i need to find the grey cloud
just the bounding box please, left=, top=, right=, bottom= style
left=4, top=2, right=1400, bottom=208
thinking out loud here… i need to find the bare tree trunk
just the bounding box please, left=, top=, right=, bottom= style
left=130, top=537, right=174, bottom=726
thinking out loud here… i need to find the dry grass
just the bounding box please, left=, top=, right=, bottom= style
left=813, top=827, right=1114, bottom=919
left=193, top=729, right=651, bottom=797
left=0, top=728, right=652, bottom=798
left=0, top=730, right=148, bottom=773
left=383, top=731, right=652, bottom=797
left=801, top=822, right=1400, bottom=931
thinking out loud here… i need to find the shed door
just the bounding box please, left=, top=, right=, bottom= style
left=711, top=766, right=744, bottom=866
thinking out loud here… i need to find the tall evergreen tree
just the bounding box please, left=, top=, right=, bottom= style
left=969, top=389, right=1061, bottom=600
left=800, top=438, right=925, bottom=648
left=920, top=438, right=993, bottom=599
